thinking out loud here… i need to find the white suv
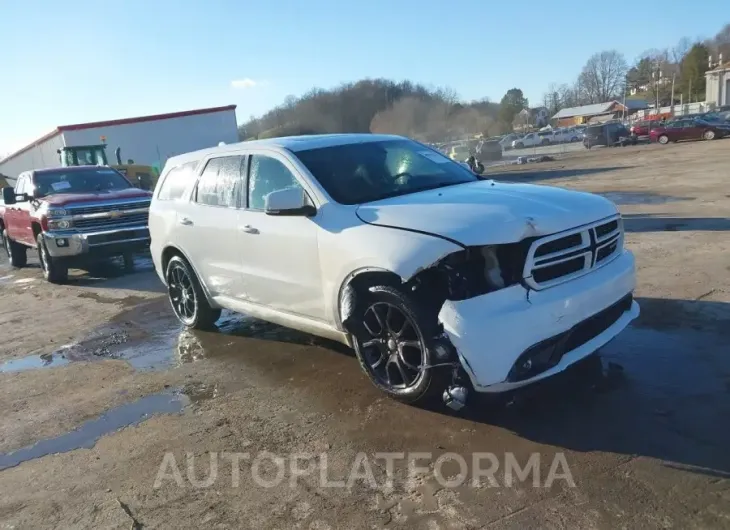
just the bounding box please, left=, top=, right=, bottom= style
left=149, top=134, right=638, bottom=409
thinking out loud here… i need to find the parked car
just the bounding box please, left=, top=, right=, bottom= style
left=552, top=128, right=582, bottom=143
left=512, top=131, right=552, bottom=149
left=1, top=166, right=152, bottom=283
left=475, top=139, right=502, bottom=162
left=629, top=120, right=663, bottom=138
left=149, top=134, right=638, bottom=409
left=583, top=123, right=635, bottom=149
left=499, top=134, right=521, bottom=150
left=649, top=118, right=730, bottom=144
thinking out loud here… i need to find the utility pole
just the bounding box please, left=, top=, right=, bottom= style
left=689, top=77, right=692, bottom=104
left=622, top=75, right=627, bottom=122
left=670, top=73, right=675, bottom=116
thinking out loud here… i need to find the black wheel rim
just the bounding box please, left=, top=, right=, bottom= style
left=359, top=302, right=426, bottom=390
left=168, top=263, right=197, bottom=324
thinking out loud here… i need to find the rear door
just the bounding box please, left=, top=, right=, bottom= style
left=173, top=155, right=246, bottom=299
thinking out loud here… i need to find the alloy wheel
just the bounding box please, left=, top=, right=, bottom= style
left=168, top=263, right=197, bottom=324
left=704, top=130, right=715, bottom=140
left=659, top=135, right=669, bottom=144
left=359, top=302, right=426, bottom=389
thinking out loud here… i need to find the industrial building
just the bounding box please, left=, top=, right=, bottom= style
left=551, top=101, right=631, bottom=127
left=0, top=105, right=239, bottom=179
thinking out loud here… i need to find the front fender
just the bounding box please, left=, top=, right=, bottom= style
left=319, top=221, right=463, bottom=330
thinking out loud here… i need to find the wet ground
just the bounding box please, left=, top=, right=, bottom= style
left=1, top=140, right=730, bottom=528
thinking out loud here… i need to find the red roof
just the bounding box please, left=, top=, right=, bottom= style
left=0, top=104, right=237, bottom=165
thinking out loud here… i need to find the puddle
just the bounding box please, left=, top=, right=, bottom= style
left=1, top=351, right=70, bottom=373
left=0, top=390, right=190, bottom=471
left=598, top=191, right=692, bottom=205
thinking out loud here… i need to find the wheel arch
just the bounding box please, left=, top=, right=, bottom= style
left=335, top=267, right=404, bottom=332
left=160, top=244, right=218, bottom=308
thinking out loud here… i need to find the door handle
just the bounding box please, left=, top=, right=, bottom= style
left=239, top=225, right=259, bottom=234
left=179, top=217, right=193, bottom=226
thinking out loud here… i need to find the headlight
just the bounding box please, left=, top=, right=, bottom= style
left=438, top=246, right=506, bottom=300
left=47, top=219, right=72, bottom=230
left=47, top=208, right=67, bottom=217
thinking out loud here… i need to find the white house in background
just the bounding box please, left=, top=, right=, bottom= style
left=512, top=107, right=550, bottom=131
left=705, top=61, right=730, bottom=107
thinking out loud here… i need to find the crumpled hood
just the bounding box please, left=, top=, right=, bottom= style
left=356, top=180, right=618, bottom=246
left=43, top=188, right=152, bottom=206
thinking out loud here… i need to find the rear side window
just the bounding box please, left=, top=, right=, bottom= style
left=157, top=161, right=199, bottom=201
left=195, top=156, right=244, bottom=207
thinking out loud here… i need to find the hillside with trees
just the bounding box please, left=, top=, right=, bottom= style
left=239, top=23, right=730, bottom=141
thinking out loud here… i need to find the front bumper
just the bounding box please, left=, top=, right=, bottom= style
left=44, top=225, right=150, bottom=258
left=438, top=250, right=638, bottom=393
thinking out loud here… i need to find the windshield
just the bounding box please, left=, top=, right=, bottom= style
left=33, top=168, right=132, bottom=197
left=295, top=139, right=479, bottom=205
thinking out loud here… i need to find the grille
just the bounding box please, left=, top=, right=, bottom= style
left=66, top=200, right=150, bottom=232
left=73, top=212, right=148, bottom=230
left=68, top=200, right=150, bottom=217
left=523, top=216, right=623, bottom=289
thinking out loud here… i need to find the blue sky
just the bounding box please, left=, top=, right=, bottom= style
left=1, top=0, right=727, bottom=155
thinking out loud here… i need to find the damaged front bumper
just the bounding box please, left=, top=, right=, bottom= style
left=438, top=250, right=638, bottom=392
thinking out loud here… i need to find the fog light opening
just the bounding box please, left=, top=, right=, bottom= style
left=56, top=238, right=68, bottom=247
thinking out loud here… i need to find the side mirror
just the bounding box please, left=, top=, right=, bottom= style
left=264, top=188, right=316, bottom=217
left=2, top=187, right=16, bottom=205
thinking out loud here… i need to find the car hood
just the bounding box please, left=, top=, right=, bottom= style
left=42, top=188, right=152, bottom=206
left=355, top=180, right=618, bottom=246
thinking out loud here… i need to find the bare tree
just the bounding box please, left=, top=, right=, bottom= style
left=671, top=37, right=692, bottom=64
left=577, top=50, right=629, bottom=103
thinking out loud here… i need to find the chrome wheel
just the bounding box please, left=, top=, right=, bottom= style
left=168, top=262, right=197, bottom=324
left=658, top=135, right=669, bottom=144
left=360, top=302, right=426, bottom=389
left=704, top=130, right=715, bottom=140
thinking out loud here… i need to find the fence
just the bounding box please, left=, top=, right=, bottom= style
left=630, top=101, right=717, bottom=122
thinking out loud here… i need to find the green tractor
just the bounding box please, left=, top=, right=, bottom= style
left=57, top=144, right=159, bottom=191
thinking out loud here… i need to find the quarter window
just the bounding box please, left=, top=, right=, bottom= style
left=157, top=161, right=199, bottom=201
left=195, top=156, right=243, bottom=207
left=247, top=155, right=303, bottom=210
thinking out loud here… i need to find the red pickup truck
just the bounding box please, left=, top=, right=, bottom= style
left=1, top=166, right=152, bottom=283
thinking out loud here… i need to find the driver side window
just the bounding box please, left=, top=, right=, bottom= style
left=247, top=155, right=303, bottom=211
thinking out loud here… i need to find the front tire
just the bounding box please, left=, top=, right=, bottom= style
left=352, top=286, right=445, bottom=404
left=166, top=255, right=221, bottom=330
left=515, top=142, right=524, bottom=149
left=37, top=234, right=68, bottom=284
left=658, top=135, right=669, bottom=144
left=5, top=234, right=27, bottom=268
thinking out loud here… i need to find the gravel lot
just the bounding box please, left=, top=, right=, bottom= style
left=1, top=139, right=729, bottom=529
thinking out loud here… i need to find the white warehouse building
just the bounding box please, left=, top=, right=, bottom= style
left=0, top=104, right=239, bottom=179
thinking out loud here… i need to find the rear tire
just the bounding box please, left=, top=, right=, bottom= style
left=166, top=255, right=221, bottom=330
left=703, top=130, right=716, bottom=140
left=37, top=234, right=68, bottom=284
left=5, top=234, right=27, bottom=268
left=351, top=285, right=447, bottom=404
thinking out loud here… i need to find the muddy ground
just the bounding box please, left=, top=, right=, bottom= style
left=1, top=140, right=729, bottom=529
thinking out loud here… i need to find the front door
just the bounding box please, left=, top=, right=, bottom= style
left=236, top=152, right=324, bottom=320
left=173, top=155, right=245, bottom=299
